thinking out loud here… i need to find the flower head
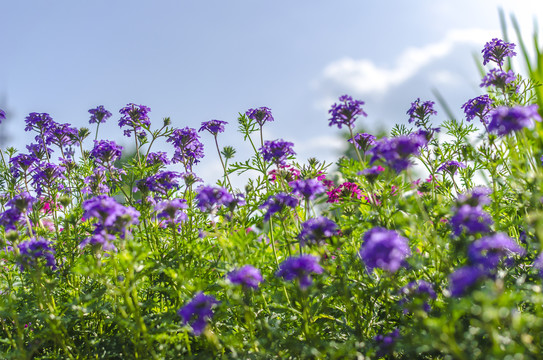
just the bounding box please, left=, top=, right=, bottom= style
left=154, top=198, right=188, bottom=226
left=245, top=107, right=274, bottom=126
left=298, top=216, right=338, bottom=246
left=348, top=133, right=376, bottom=151
left=118, top=103, right=151, bottom=137
left=487, top=104, right=541, bottom=136
left=437, top=160, right=466, bottom=175
left=326, top=182, right=362, bottom=203
left=178, top=292, right=220, bottom=335
left=198, top=120, right=228, bottom=135
left=482, top=38, right=516, bottom=66
left=259, top=193, right=298, bottom=221
left=406, top=98, right=437, bottom=126
left=289, top=178, right=326, bottom=200
left=167, top=127, right=204, bottom=170
left=450, top=204, right=493, bottom=236
left=195, top=186, right=234, bottom=212
left=462, top=95, right=493, bottom=123
left=480, top=69, right=516, bottom=88
left=0, top=108, right=5, bottom=123
left=88, top=105, right=112, bottom=124
left=359, top=227, right=411, bottom=273
left=369, top=134, right=427, bottom=173
left=227, top=265, right=263, bottom=289
left=449, top=266, right=485, bottom=297
left=328, top=95, right=367, bottom=129
left=259, top=139, right=296, bottom=166
left=359, top=165, right=385, bottom=183
left=18, top=238, right=57, bottom=271
left=90, top=140, right=123, bottom=165
left=276, top=255, right=323, bottom=289
left=468, top=233, right=525, bottom=270
left=456, top=187, right=492, bottom=207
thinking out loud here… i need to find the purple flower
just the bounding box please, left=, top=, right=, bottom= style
left=328, top=95, right=367, bottom=129
left=487, top=104, right=542, bottom=136
left=24, top=112, right=54, bottom=132
left=82, top=195, right=140, bottom=234
left=9, top=153, right=37, bottom=178
left=199, top=120, right=228, bottom=135
left=0, top=207, right=22, bottom=232
left=406, top=98, right=437, bottom=125
left=18, top=238, right=57, bottom=271
left=259, top=193, right=299, bottom=221
left=178, top=292, right=220, bottom=335
left=298, top=216, right=338, bottom=246
left=146, top=152, right=170, bottom=166
left=480, top=69, right=516, bottom=88
left=138, top=171, right=183, bottom=196
left=245, top=107, right=274, bottom=126
left=0, top=108, right=5, bottom=123
left=167, top=127, right=204, bottom=170
left=227, top=265, right=263, bottom=289
left=90, top=140, right=123, bottom=165
left=118, top=103, right=151, bottom=137
left=7, top=192, right=36, bottom=213
left=259, top=139, right=296, bottom=166
left=79, top=230, right=117, bottom=251
left=462, top=95, right=493, bottom=123
left=374, top=329, right=400, bottom=357
left=82, top=167, right=110, bottom=196
left=154, top=198, right=188, bottom=225
left=449, top=266, right=485, bottom=297
left=400, top=280, right=436, bottom=313
left=456, top=187, right=492, bottom=207
left=437, top=160, right=466, bottom=175
left=348, top=133, right=376, bottom=151
left=533, top=253, right=543, bottom=278
left=195, top=186, right=234, bottom=212
left=358, top=165, right=385, bottom=183
left=369, top=134, right=427, bottom=173
left=468, top=233, right=525, bottom=270
left=47, top=122, right=78, bottom=149
left=359, top=227, right=411, bottom=273
left=450, top=204, right=493, bottom=236
left=482, top=38, right=516, bottom=66
left=289, top=178, right=325, bottom=200
left=31, top=162, right=66, bottom=196
left=276, top=255, right=323, bottom=289
left=88, top=105, right=112, bottom=124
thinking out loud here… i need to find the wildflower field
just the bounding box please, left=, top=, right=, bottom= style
left=3, top=20, right=543, bottom=360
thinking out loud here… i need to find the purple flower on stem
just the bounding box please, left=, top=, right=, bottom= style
left=482, top=38, right=516, bottom=66
left=259, top=193, right=299, bottom=221
left=328, top=95, right=367, bottom=129
left=359, top=227, right=411, bottom=273
left=533, top=253, right=543, bottom=278
left=146, top=151, right=170, bottom=166
left=178, top=292, right=220, bottom=335
left=358, top=165, right=385, bottom=183
left=449, top=266, right=485, bottom=297
left=450, top=204, right=493, bottom=236
left=18, top=238, right=57, bottom=271
left=289, top=178, right=326, bottom=200
left=138, top=171, right=183, bottom=196
left=437, top=160, right=466, bottom=175
left=88, top=105, right=112, bottom=124
left=82, top=195, right=140, bottom=233
left=462, top=95, right=493, bottom=123
left=31, top=162, right=66, bottom=196
left=118, top=103, right=151, bottom=137
left=227, top=265, right=263, bottom=289
left=480, top=69, right=516, bottom=88
left=369, top=134, right=427, bottom=173
left=25, top=112, right=54, bottom=132
left=298, top=216, right=338, bottom=246
left=154, top=198, right=188, bottom=226
left=348, top=133, right=376, bottom=151
left=195, top=185, right=234, bottom=212
left=374, top=329, right=400, bottom=357
left=167, top=127, right=204, bottom=170
left=468, top=233, right=525, bottom=270
left=456, top=187, right=492, bottom=207
left=90, top=140, right=123, bottom=165
left=400, top=280, right=436, bottom=313
left=406, top=98, right=437, bottom=125
left=245, top=107, right=274, bottom=126
left=276, top=255, right=323, bottom=289
left=487, top=104, right=542, bottom=136
left=199, top=120, right=228, bottom=135
left=260, top=139, right=296, bottom=166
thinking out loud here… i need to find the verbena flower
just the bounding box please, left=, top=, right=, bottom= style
left=374, top=329, right=400, bottom=357
left=487, top=104, right=542, bottom=136
left=406, top=98, right=437, bottom=125
left=138, top=171, right=183, bottom=196
left=456, top=187, right=492, bottom=207
left=18, top=238, right=57, bottom=271
left=259, top=193, right=298, bottom=221
left=227, top=265, right=263, bottom=289
left=359, top=227, right=411, bottom=273
left=450, top=204, right=493, bottom=236
left=178, top=292, right=220, bottom=335
left=400, top=280, right=436, bottom=313
left=468, top=233, right=525, bottom=270
left=437, top=160, right=466, bottom=175
left=449, top=266, right=485, bottom=297
left=289, top=178, right=326, bottom=200
left=146, top=152, right=170, bottom=166
left=276, top=255, right=323, bottom=289
left=90, top=140, right=123, bottom=165
left=82, top=167, right=110, bottom=195
left=480, top=68, right=516, bottom=88
left=82, top=195, right=140, bottom=234
left=260, top=139, right=295, bottom=166
left=298, top=216, right=338, bottom=246
left=348, top=133, right=376, bottom=151
left=118, top=103, right=151, bottom=137
left=8, top=191, right=37, bottom=213
left=167, top=127, right=204, bottom=170
left=326, top=182, right=362, bottom=203
left=533, top=253, right=543, bottom=278
left=245, top=107, right=274, bottom=126
left=328, top=95, right=367, bottom=129
left=359, top=165, right=385, bottom=183
left=31, top=162, right=66, bottom=196
left=198, top=120, right=228, bottom=135
left=25, top=112, right=54, bottom=132
left=369, top=134, right=427, bottom=173
left=482, top=38, right=516, bottom=66
left=9, top=153, right=38, bottom=178
left=154, top=198, right=188, bottom=226
left=88, top=105, right=112, bottom=124
left=0, top=108, right=5, bottom=123
left=195, top=186, right=234, bottom=212
left=79, top=230, right=117, bottom=251
left=462, top=95, right=493, bottom=123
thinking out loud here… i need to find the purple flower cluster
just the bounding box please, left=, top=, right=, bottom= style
left=259, top=193, right=298, bottom=221
left=449, top=266, right=485, bottom=297
left=0, top=108, right=5, bottom=123
left=437, top=160, right=466, bottom=175
left=260, top=139, right=296, bottom=166
left=369, top=134, right=427, bottom=173
left=198, top=120, right=228, bottom=136
left=24, top=113, right=79, bottom=155
left=328, top=95, right=367, bottom=129
left=31, top=162, right=66, bottom=196
left=359, top=165, right=385, bottom=183
left=227, top=265, right=263, bottom=289
left=359, top=227, right=411, bottom=273
left=482, top=38, right=516, bottom=66
left=468, top=233, right=525, bottom=270
left=374, top=329, right=400, bottom=357
left=18, top=238, right=57, bottom=271
left=276, top=255, right=323, bottom=289
left=178, top=292, right=220, bottom=335
left=82, top=167, right=110, bottom=195
left=167, top=127, right=204, bottom=171
left=90, top=140, right=123, bottom=165
left=146, top=151, right=170, bottom=166
left=88, top=105, right=112, bottom=124
left=480, top=69, right=516, bottom=89
left=289, top=178, right=325, bottom=200
left=195, top=186, right=234, bottom=212
left=298, top=216, right=338, bottom=246
left=348, top=133, right=376, bottom=151
left=245, top=107, right=274, bottom=126
left=487, top=104, right=542, bottom=136
left=462, top=95, right=493, bottom=123
left=0, top=192, right=36, bottom=232
left=138, top=171, right=183, bottom=196
left=456, top=187, right=492, bottom=207
left=154, top=198, right=188, bottom=226
left=406, top=98, right=437, bottom=125
left=450, top=204, right=493, bottom=237
left=118, top=103, right=151, bottom=137
left=400, top=280, right=436, bottom=313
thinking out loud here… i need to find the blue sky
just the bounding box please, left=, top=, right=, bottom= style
left=1, top=0, right=542, bottom=182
